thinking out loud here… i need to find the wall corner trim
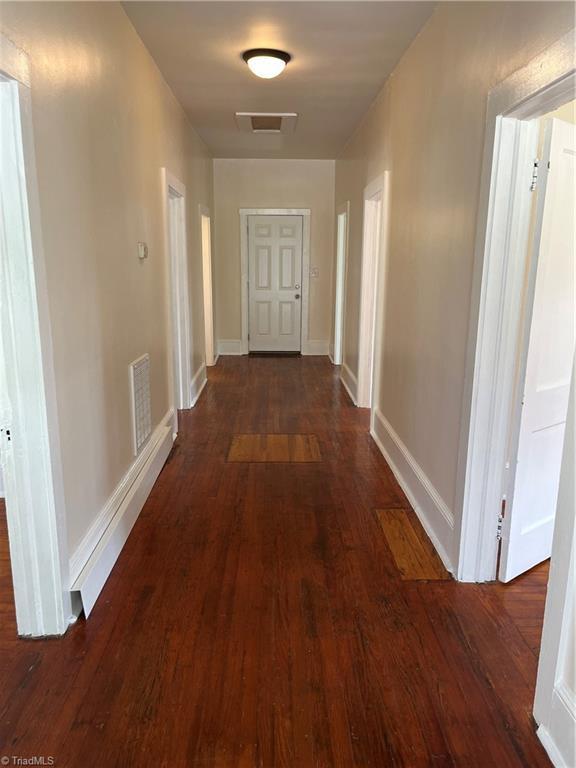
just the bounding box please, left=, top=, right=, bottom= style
left=537, top=682, right=576, bottom=768
left=340, top=362, right=358, bottom=405
left=190, top=363, right=207, bottom=406
left=371, top=407, right=455, bottom=574
left=69, top=409, right=175, bottom=617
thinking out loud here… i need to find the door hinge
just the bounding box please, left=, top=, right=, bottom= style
left=496, top=498, right=506, bottom=541
left=529, top=159, right=539, bottom=192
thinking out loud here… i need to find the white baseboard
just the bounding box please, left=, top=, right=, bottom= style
left=302, top=340, right=329, bottom=356
left=69, top=409, right=175, bottom=617
left=538, top=684, right=576, bottom=768
left=217, top=339, right=244, bottom=355
left=190, top=363, right=207, bottom=406
left=371, top=407, right=455, bottom=574
left=340, top=362, right=358, bottom=405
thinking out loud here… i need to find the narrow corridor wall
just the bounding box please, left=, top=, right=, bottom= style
left=0, top=3, right=213, bottom=560
left=335, top=1, right=575, bottom=566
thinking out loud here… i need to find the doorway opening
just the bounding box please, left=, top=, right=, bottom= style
left=331, top=202, right=349, bottom=366
left=459, top=75, right=576, bottom=585
left=0, top=42, right=71, bottom=637
left=163, top=170, right=191, bottom=412
left=356, top=177, right=385, bottom=409
left=456, top=41, right=575, bottom=762
left=200, top=206, right=216, bottom=366
left=499, top=105, right=575, bottom=583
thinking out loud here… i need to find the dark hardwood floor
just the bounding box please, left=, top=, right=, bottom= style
left=0, top=357, right=551, bottom=767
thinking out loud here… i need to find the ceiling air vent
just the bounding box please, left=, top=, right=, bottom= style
left=235, top=112, right=298, bottom=135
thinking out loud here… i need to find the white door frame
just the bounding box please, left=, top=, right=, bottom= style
left=499, top=117, right=575, bottom=583
left=533, top=356, right=575, bottom=766
left=199, top=204, right=216, bottom=366
left=0, top=35, right=72, bottom=636
left=331, top=201, right=349, bottom=366
left=357, top=176, right=386, bottom=409
left=455, top=33, right=575, bottom=583
left=240, top=208, right=311, bottom=355
left=162, top=169, right=191, bottom=416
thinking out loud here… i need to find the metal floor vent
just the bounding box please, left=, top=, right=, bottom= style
left=130, top=353, right=151, bottom=455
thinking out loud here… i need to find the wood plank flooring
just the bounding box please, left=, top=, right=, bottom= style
left=228, top=434, right=322, bottom=463
left=376, top=508, right=451, bottom=580
left=0, top=357, right=551, bottom=767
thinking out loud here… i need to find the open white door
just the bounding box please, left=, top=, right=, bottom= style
left=500, top=117, right=576, bottom=582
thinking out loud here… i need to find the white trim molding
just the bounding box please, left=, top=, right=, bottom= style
left=217, top=339, right=244, bottom=356
left=190, top=363, right=207, bottom=406
left=70, top=409, right=175, bottom=617
left=330, top=200, right=350, bottom=366
left=0, top=34, right=72, bottom=636
left=357, top=175, right=387, bottom=409
left=537, top=684, right=576, bottom=768
left=456, top=33, right=576, bottom=582
left=340, top=362, right=358, bottom=405
left=162, top=168, right=192, bottom=415
left=533, top=356, right=576, bottom=768
left=371, top=408, right=455, bottom=574
left=239, top=208, right=311, bottom=355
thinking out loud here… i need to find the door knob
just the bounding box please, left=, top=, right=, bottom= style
left=294, top=283, right=300, bottom=290
left=295, top=293, right=301, bottom=299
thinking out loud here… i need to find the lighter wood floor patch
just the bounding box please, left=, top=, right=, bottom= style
left=228, top=433, right=322, bottom=463
left=377, top=508, right=451, bottom=580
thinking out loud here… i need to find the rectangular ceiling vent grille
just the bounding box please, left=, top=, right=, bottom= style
left=235, top=112, right=298, bottom=135
left=130, top=353, right=151, bottom=456
left=251, top=115, right=282, bottom=133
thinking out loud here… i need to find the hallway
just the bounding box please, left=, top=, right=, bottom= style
left=0, top=358, right=550, bottom=767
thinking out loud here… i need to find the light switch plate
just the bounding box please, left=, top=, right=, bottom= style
left=310, top=267, right=319, bottom=278
left=137, top=242, right=148, bottom=260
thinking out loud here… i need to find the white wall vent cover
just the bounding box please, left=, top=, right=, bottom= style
left=130, top=353, right=151, bottom=455
left=235, top=112, right=298, bottom=135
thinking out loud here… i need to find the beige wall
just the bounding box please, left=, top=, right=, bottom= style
left=335, top=2, right=575, bottom=534
left=0, top=3, right=212, bottom=555
left=212, top=158, right=335, bottom=345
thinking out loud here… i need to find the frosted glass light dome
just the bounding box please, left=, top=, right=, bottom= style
left=243, top=49, right=291, bottom=79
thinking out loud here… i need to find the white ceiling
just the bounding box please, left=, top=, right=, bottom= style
left=124, top=2, right=435, bottom=159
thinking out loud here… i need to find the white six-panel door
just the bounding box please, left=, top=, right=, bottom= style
left=500, top=118, right=576, bottom=582
left=248, top=215, right=303, bottom=352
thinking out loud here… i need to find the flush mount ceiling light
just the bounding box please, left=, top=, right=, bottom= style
left=242, top=48, right=291, bottom=79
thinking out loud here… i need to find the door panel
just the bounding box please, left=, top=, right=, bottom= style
left=248, top=215, right=303, bottom=352
left=500, top=118, right=576, bottom=582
